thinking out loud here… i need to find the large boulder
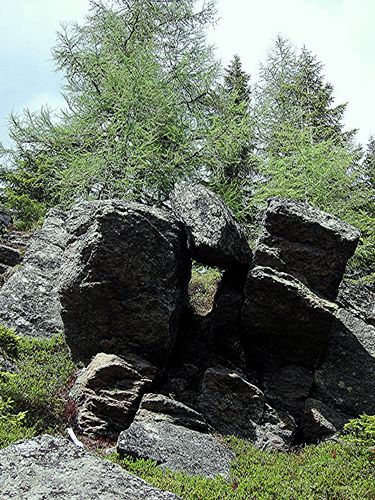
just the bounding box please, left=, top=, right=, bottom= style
left=0, top=209, right=67, bottom=337
left=253, top=198, right=360, bottom=299
left=170, top=182, right=251, bottom=269
left=71, top=353, right=157, bottom=437
left=314, top=308, right=375, bottom=416
left=242, top=266, right=337, bottom=370
left=117, top=394, right=234, bottom=478
left=59, top=200, right=191, bottom=365
left=0, top=435, right=179, bottom=499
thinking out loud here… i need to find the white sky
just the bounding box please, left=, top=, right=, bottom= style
left=0, top=0, right=374, bottom=147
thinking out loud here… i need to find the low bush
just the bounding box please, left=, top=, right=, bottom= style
left=0, top=325, right=75, bottom=446
left=343, top=414, right=375, bottom=448
left=111, top=436, right=375, bottom=499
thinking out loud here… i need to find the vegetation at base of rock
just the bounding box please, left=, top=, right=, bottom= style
left=343, top=415, right=375, bottom=448
left=109, top=437, right=375, bottom=500
left=0, top=326, right=75, bottom=446
left=0, top=397, right=35, bottom=448
left=188, top=264, right=222, bottom=316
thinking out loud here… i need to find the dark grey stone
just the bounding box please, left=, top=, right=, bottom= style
left=253, top=198, right=360, bottom=299
left=210, top=268, right=247, bottom=367
left=241, top=266, right=337, bottom=371
left=300, top=398, right=347, bottom=443
left=253, top=404, right=296, bottom=452
left=71, top=353, right=157, bottom=437
left=314, top=308, right=375, bottom=416
left=137, top=393, right=211, bottom=433
left=338, top=279, right=375, bottom=325
left=117, top=418, right=234, bottom=478
left=263, top=365, right=314, bottom=421
left=170, top=182, right=251, bottom=269
left=0, top=245, right=21, bottom=266
left=0, top=209, right=67, bottom=337
left=0, top=435, right=179, bottom=499
left=59, top=200, right=191, bottom=365
left=0, top=208, right=12, bottom=231
left=197, top=366, right=264, bottom=437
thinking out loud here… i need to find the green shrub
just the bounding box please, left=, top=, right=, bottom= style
left=0, top=326, right=75, bottom=443
left=0, top=324, right=20, bottom=359
left=343, top=415, right=375, bottom=447
left=0, top=396, right=35, bottom=448
left=110, top=437, right=375, bottom=499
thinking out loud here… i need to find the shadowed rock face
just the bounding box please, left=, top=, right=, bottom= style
left=170, top=182, right=251, bottom=269
left=0, top=435, right=180, bottom=499
left=300, top=398, right=347, bottom=443
left=253, top=197, right=360, bottom=300
left=59, top=200, right=191, bottom=365
left=242, top=266, right=337, bottom=370
left=196, top=366, right=296, bottom=450
left=314, top=308, right=375, bottom=416
left=0, top=209, right=67, bottom=338
left=241, top=266, right=337, bottom=421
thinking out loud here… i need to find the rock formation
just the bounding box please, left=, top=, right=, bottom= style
left=71, top=352, right=157, bottom=436
left=1, top=184, right=372, bottom=479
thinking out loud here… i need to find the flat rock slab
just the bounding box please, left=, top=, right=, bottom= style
left=118, top=419, right=234, bottom=478
left=0, top=209, right=67, bottom=337
left=254, top=197, right=360, bottom=299
left=170, top=182, right=251, bottom=269
left=59, top=200, right=191, bottom=365
left=0, top=435, right=179, bottom=499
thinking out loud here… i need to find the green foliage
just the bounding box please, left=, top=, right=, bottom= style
left=0, top=327, right=75, bottom=440
left=0, top=396, right=35, bottom=448
left=188, top=264, right=222, bottom=316
left=110, top=437, right=375, bottom=499
left=0, top=0, right=219, bottom=216
left=343, top=415, right=375, bottom=447
left=0, top=324, right=20, bottom=359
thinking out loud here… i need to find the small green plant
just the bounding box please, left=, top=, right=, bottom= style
left=0, top=396, right=35, bottom=448
left=343, top=415, right=375, bottom=447
left=0, top=324, right=20, bottom=359
left=0, top=325, right=75, bottom=445
left=188, top=264, right=222, bottom=316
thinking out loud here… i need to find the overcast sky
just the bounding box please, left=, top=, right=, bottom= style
left=0, top=0, right=373, bottom=148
